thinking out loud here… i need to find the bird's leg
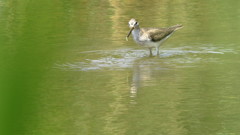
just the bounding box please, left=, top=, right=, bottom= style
left=156, top=46, right=160, bottom=56
left=149, top=48, right=153, bottom=56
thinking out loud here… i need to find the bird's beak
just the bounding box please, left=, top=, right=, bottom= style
left=126, top=27, right=134, bottom=41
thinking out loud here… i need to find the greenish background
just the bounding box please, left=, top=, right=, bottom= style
left=0, top=0, right=240, bottom=135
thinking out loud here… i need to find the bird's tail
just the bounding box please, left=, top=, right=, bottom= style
left=171, top=24, right=183, bottom=31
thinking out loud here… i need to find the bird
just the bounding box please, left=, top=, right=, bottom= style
left=126, top=18, right=183, bottom=56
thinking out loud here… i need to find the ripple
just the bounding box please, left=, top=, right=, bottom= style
left=55, top=46, right=235, bottom=71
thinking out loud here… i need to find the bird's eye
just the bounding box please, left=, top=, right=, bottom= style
left=135, top=22, right=138, bottom=25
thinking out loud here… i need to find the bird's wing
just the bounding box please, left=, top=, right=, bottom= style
left=142, top=25, right=183, bottom=42
left=149, top=28, right=174, bottom=42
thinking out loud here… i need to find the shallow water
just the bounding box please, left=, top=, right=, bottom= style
left=1, top=0, right=240, bottom=135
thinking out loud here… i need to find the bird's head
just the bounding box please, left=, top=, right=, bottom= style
left=128, top=18, right=139, bottom=28
left=126, top=18, right=139, bottom=40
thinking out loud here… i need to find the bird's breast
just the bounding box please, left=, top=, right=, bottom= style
left=132, top=29, right=150, bottom=43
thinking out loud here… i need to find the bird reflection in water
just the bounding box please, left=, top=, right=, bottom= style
left=129, top=57, right=166, bottom=103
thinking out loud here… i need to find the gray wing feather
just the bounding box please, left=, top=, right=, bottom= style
left=142, top=25, right=183, bottom=42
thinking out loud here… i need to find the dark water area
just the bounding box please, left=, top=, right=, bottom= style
left=0, top=0, right=240, bottom=135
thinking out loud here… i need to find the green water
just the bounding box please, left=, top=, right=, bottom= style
left=1, top=0, right=240, bottom=135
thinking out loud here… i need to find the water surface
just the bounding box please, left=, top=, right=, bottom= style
left=0, top=0, right=240, bottom=135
